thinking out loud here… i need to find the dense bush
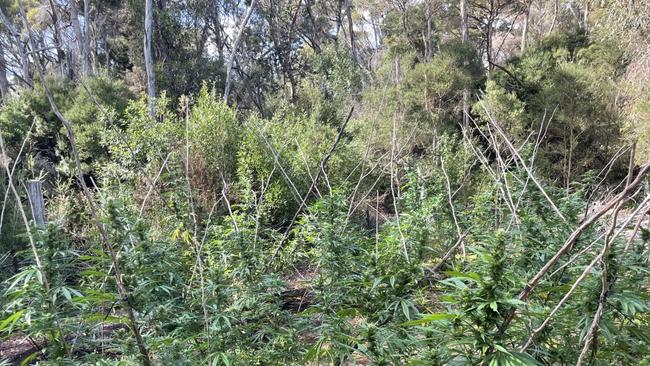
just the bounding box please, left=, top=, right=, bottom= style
left=1, top=6, right=649, bottom=366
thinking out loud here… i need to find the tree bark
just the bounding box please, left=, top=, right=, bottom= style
left=82, top=0, right=92, bottom=76
left=460, top=0, right=469, bottom=127
left=482, top=0, right=498, bottom=71
left=156, top=0, right=170, bottom=63
left=486, top=17, right=493, bottom=71
left=521, top=1, right=530, bottom=54
left=583, top=0, right=589, bottom=30
left=69, top=0, right=84, bottom=76
left=144, top=0, right=156, bottom=116
left=305, top=0, right=322, bottom=53
left=0, top=41, right=9, bottom=100
left=460, top=0, right=469, bottom=43
left=47, top=0, right=71, bottom=78
left=212, top=7, right=225, bottom=60
left=344, top=0, right=358, bottom=62
left=548, top=0, right=558, bottom=34
left=0, top=8, right=32, bottom=87
left=425, top=0, right=433, bottom=59
left=223, top=0, right=258, bottom=103
left=19, top=35, right=32, bottom=86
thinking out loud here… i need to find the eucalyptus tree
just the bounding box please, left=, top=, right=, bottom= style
left=144, top=0, right=155, bottom=115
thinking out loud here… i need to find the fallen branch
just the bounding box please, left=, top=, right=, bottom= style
left=431, top=232, right=469, bottom=273
left=498, top=162, right=650, bottom=337
left=479, top=100, right=566, bottom=222
left=520, top=194, right=650, bottom=351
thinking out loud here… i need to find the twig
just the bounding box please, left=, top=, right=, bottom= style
left=440, top=158, right=465, bottom=257
left=270, top=106, right=354, bottom=260
left=0, top=118, right=36, bottom=235
left=221, top=180, right=240, bottom=234
left=520, top=194, right=650, bottom=351
left=139, top=152, right=171, bottom=217
left=389, top=110, right=409, bottom=262
left=0, top=132, right=69, bottom=354
left=479, top=100, right=566, bottom=222
left=497, top=163, right=650, bottom=337
left=431, top=232, right=469, bottom=273
left=184, top=98, right=198, bottom=235
left=223, top=0, right=258, bottom=103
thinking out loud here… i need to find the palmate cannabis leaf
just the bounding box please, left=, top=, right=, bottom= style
left=1, top=4, right=649, bottom=364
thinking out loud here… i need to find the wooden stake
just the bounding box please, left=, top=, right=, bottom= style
left=26, top=179, right=45, bottom=225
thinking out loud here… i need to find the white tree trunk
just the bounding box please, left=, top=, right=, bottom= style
left=19, top=36, right=31, bottom=86
left=69, top=0, right=84, bottom=75
left=521, top=2, right=530, bottom=54
left=548, top=0, right=558, bottom=34
left=144, top=0, right=156, bottom=116
left=425, top=1, right=433, bottom=59
left=83, top=0, right=92, bottom=76
left=0, top=8, right=32, bottom=87
left=460, top=0, right=469, bottom=127
left=0, top=41, right=9, bottom=100
left=223, top=0, right=258, bottom=103
left=582, top=0, right=589, bottom=30
left=460, top=0, right=469, bottom=43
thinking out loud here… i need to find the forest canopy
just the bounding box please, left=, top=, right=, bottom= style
left=1, top=0, right=650, bottom=365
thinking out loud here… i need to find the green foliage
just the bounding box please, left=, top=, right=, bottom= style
left=476, top=32, right=627, bottom=185
left=1, top=12, right=649, bottom=366
left=475, top=80, right=526, bottom=137
left=236, top=107, right=359, bottom=222
left=2, top=224, right=83, bottom=360
left=288, top=46, right=363, bottom=126
left=404, top=40, right=483, bottom=132
left=188, top=85, right=242, bottom=198
left=0, top=76, right=132, bottom=176
left=2, top=108, right=649, bottom=365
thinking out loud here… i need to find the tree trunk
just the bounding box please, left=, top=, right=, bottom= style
left=83, top=0, right=92, bottom=76
left=460, top=0, right=469, bottom=127
left=211, top=5, right=225, bottom=60
left=0, top=41, right=9, bottom=100
left=548, top=0, right=558, bottom=34
left=566, top=127, right=574, bottom=190
left=521, top=1, right=530, bottom=54
left=305, top=0, right=321, bottom=53
left=47, top=0, right=71, bottom=79
left=223, top=0, right=258, bottom=103
left=156, top=0, right=170, bottom=63
left=583, top=0, right=589, bottom=30
left=69, top=0, right=84, bottom=75
left=335, top=0, right=343, bottom=39
left=19, top=35, right=32, bottom=86
left=460, top=0, right=469, bottom=43
left=425, top=0, right=433, bottom=60
left=484, top=0, right=496, bottom=71
left=344, top=0, right=358, bottom=62
left=486, top=17, right=493, bottom=71
left=0, top=8, right=32, bottom=87
left=144, top=0, right=156, bottom=116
